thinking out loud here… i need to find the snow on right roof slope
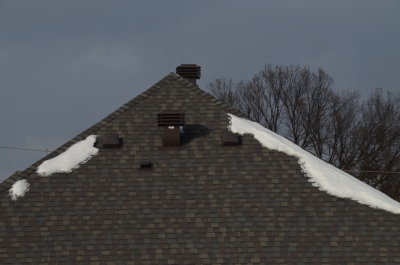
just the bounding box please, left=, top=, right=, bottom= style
left=228, top=113, right=400, bottom=214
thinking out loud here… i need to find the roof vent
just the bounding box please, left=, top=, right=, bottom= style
left=139, top=162, right=153, bottom=170
left=158, top=112, right=185, bottom=147
left=97, top=134, right=121, bottom=148
left=176, top=64, right=201, bottom=84
left=157, top=112, right=185, bottom=126
left=221, top=132, right=241, bottom=146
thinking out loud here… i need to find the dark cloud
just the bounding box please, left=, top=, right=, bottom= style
left=1, top=0, right=399, bottom=180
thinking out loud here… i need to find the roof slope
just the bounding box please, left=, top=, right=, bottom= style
left=228, top=113, right=400, bottom=214
left=1, top=73, right=400, bottom=264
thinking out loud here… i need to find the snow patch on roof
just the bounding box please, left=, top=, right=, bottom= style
left=36, top=135, right=99, bottom=177
left=228, top=113, right=400, bottom=214
left=9, top=179, right=30, bottom=201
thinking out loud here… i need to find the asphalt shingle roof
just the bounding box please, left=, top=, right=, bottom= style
left=1, top=72, right=399, bottom=264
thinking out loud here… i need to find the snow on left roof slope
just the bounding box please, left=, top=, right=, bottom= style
left=36, top=135, right=99, bottom=177
left=9, top=179, right=30, bottom=201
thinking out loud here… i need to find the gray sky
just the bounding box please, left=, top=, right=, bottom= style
left=1, top=0, right=399, bottom=180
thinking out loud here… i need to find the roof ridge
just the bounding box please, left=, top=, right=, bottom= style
left=0, top=72, right=179, bottom=193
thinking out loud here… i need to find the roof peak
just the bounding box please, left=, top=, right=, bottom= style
left=0, top=70, right=242, bottom=192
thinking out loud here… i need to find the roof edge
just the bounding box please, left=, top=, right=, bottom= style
left=0, top=72, right=181, bottom=193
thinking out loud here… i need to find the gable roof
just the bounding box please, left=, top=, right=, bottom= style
left=1, top=71, right=400, bottom=264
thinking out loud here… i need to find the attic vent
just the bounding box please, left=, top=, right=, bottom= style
left=157, top=112, right=185, bottom=126
left=221, top=133, right=241, bottom=146
left=158, top=112, right=185, bottom=147
left=98, top=134, right=121, bottom=148
left=176, top=64, right=201, bottom=84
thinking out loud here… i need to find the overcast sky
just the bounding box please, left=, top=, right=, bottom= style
left=1, top=0, right=399, bottom=180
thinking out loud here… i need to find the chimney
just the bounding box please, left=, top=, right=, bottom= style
left=176, top=64, right=201, bottom=84
left=157, top=112, right=185, bottom=147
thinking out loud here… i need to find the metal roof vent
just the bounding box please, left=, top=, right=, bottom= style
left=221, top=132, right=241, bottom=146
left=157, top=112, right=185, bottom=126
left=176, top=64, right=201, bottom=84
left=158, top=112, right=185, bottom=147
left=97, top=134, right=121, bottom=148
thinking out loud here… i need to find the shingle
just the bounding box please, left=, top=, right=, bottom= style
left=0, top=72, right=399, bottom=264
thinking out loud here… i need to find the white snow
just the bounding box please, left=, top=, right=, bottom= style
left=228, top=113, right=400, bottom=214
left=36, top=135, right=99, bottom=177
left=9, top=179, right=30, bottom=201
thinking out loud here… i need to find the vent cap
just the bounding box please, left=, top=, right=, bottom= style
left=158, top=112, right=185, bottom=147
left=97, top=134, right=121, bottom=148
left=176, top=64, right=201, bottom=84
left=158, top=112, right=185, bottom=126
left=221, top=133, right=241, bottom=146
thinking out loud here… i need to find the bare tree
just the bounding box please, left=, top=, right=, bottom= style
left=326, top=91, right=360, bottom=169
left=355, top=90, right=400, bottom=199
left=208, top=65, right=400, bottom=200
left=208, top=78, right=238, bottom=107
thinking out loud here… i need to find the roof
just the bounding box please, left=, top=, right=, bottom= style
left=1, top=72, right=400, bottom=264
